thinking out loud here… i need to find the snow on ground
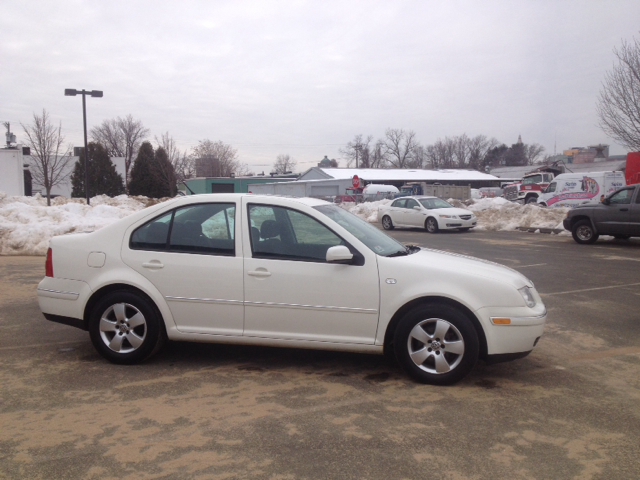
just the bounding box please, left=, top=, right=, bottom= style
left=0, top=192, right=570, bottom=256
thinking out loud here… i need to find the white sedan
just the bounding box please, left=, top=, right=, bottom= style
left=38, top=194, right=545, bottom=385
left=378, top=196, right=477, bottom=233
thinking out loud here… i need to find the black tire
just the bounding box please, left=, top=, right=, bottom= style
left=382, top=215, right=394, bottom=230
left=572, top=220, right=599, bottom=244
left=525, top=196, right=538, bottom=204
left=614, top=234, right=631, bottom=240
left=458, top=228, right=470, bottom=232
left=89, top=291, right=166, bottom=364
left=539, top=203, right=547, bottom=207
left=425, top=217, right=439, bottom=233
left=394, top=304, right=479, bottom=385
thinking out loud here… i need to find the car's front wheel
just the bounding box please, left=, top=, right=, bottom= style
left=425, top=217, right=439, bottom=233
left=572, top=220, right=599, bottom=244
left=395, top=304, right=479, bottom=385
left=382, top=215, right=394, bottom=230
left=89, top=291, right=166, bottom=364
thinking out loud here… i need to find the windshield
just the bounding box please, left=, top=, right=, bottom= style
left=522, top=174, right=542, bottom=185
left=314, top=205, right=408, bottom=257
left=419, top=198, right=453, bottom=209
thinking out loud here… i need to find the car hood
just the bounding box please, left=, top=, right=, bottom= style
left=425, top=207, right=474, bottom=216
left=385, top=247, right=532, bottom=289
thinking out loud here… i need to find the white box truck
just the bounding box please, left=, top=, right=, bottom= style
left=537, top=171, right=626, bottom=207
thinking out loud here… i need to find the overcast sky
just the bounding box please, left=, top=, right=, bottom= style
left=2, top=1, right=639, bottom=173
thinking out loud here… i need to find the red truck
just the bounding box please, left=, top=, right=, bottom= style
left=503, top=170, right=556, bottom=204
left=627, top=152, right=640, bottom=185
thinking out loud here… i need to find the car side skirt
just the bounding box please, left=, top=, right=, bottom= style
left=167, top=329, right=385, bottom=354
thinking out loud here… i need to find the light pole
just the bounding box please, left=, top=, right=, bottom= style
left=64, top=89, right=103, bottom=205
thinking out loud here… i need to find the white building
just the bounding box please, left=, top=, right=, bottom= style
left=0, top=147, right=26, bottom=196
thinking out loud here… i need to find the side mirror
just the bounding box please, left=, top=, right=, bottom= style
left=602, top=198, right=610, bottom=205
left=413, top=206, right=421, bottom=210
left=326, top=245, right=353, bottom=264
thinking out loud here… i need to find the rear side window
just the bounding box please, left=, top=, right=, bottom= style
left=130, top=203, right=236, bottom=256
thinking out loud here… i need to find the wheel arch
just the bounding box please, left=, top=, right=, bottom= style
left=524, top=193, right=539, bottom=203
left=383, top=296, right=488, bottom=360
left=567, top=214, right=597, bottom=232
left=83, top=284, right=167, bottom=335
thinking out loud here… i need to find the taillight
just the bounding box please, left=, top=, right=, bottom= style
left=45, top=248, right=53, bottom=277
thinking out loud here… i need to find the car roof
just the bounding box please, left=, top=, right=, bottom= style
left=180, top=193, right=331, bottom=207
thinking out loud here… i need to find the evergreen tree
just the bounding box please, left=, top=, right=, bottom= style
left=71, top=142, right=125, bottom=198
left=128, top=142, right=156, bottom=197
left=129, top=142, right=177, bottom=198
left=155, top=147, right=177, bottom=197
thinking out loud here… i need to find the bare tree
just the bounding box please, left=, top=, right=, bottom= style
left=524, top=143, right=546, bottom=165
left=467, top=135, right=499, bottom=170
left=383, top=128, right=420, bottom=168
left=272, top=154, right=297, bottom=174
left=21, top=109, right=72, bottom=205
left=340, top=134, right=376, bottom=168
left=452, top=134, right=470, bottom=168
left=91, top=115, right=149, bottom=189
left=155, top=131, right=194, bottom=183
left=192, top=139, right=241, bottom=177
left=425, top=137, right=456, bottom=169
left=597, top=35, right=640, bottom=151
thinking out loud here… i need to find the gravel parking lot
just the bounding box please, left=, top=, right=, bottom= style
left=1, top=230, right=639, bottom=479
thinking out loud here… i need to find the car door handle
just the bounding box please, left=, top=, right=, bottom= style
left=620, top=208, right=629, bottom=211
left=248, top=270, right=271, bottom=277
left=142, top=261, right=164, bottom=270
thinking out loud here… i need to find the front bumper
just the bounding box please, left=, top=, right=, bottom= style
left=439, top=217, right=477, bottom=230
left=476, top=306, right=547, bottom=355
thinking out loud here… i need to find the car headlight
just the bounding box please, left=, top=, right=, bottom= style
left=518, top=286, right=536, bottom=308
left=439, top=215, right=457, bottom=219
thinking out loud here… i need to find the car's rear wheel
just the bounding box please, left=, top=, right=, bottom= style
left=425, top=217, right=439, bottom=233
left=395, top=304, right=479, bottom=385
left=382, top=215, right=394, bottom=230
left=572, top=220, right=599, bottom=244
left=89, top=291, right=165, bottom=364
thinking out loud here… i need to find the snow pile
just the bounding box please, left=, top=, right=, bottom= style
left=0, top=194, right=152, bottom=256
left=0, top=192, right=572, bottom=257
left=342, top=197, right=570, bottom=232
left=341, top=199, right=393, bottom=223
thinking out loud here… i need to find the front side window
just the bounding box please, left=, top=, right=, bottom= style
left=609, top=188, right=634, bottom=205
left=545, top=182, right=557, bottom=193
left=635, top=187, right=640, bottom=204
left=130, top=203, right=236, bottom=255
left=405, top=199, right=419, bottom=209
left=522, top=175, right=542, bottom=185
left=419, top=198, right=453, bottom=209
left=248, top=204, right=343, bottom=262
